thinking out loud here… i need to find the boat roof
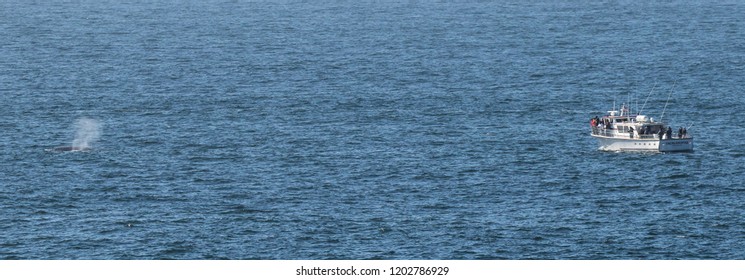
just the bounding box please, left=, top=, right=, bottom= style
left=597, top=113, right=665, bottom=126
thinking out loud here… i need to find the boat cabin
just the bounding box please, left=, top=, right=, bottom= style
left=592, top=110, right=668, bottom=139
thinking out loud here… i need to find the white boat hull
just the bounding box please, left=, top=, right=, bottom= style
left=593, top=136, right=693, bottom=152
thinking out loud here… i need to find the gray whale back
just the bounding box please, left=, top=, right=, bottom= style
left=49, top=146, right=91, bottom=152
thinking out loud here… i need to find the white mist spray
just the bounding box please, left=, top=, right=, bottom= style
left=71, top=117, right=102, bottom=150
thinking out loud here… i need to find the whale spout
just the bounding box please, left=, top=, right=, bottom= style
left=47, top=118, right=102, bottom=152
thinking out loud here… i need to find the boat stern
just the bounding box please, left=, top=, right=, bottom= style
left=659, top=138, right=694, bottom=152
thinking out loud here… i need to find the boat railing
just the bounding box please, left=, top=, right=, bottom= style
left=591, top=127, right=692, bottom=139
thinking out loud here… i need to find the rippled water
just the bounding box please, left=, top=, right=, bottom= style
left=1, top=1, right=745, bottom=259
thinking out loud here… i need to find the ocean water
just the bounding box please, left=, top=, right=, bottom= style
left=1, top=0, right=745, bottom=259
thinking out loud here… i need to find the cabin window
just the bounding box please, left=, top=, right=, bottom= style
left=644, top=125, right=662, bottom=134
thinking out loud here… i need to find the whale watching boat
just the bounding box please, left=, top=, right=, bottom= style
left=590, top=104, right=693, bottom=152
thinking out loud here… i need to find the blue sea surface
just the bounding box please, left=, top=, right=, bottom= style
left=2, top=0, right=745, bottom=259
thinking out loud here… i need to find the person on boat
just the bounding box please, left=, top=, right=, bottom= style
left=678, top=127, right=683, bottom=138
left=682, top=127, right=687, bottom=138
left=666, top=127, right=673, bottom=139
left=658, top=128, right=664, bottom=140
left=629, top=127, right=634, bottom=139
left=590, top=118, right=597, bottom=134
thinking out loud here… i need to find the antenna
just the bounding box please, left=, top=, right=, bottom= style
left=659, top=81, right=677, bottom=122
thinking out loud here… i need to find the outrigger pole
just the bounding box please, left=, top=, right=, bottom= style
left=638, top=80, right=657, bottom=115
left=659, top=80, right=676, bottom=123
